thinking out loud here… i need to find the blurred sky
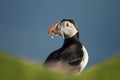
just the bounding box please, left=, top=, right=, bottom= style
left=0, top=0, right=120, bottom=67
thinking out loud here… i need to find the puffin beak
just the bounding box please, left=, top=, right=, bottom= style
left=48, top=23, right=59, bottom=34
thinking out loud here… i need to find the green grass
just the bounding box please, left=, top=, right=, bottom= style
left=0, top=51, right=120, bottom=80
left=78, top=55, right=120, bottom=80
left=0, top=52, right=66, bottom=80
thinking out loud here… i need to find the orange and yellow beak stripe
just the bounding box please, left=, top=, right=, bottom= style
left=48, top=23, right=58, bottom=34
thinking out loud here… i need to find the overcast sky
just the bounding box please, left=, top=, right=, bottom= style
left=0, top=0, right=120, bottom=67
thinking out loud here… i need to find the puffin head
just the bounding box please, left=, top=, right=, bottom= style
left=48, top=19, right=78, bottom=38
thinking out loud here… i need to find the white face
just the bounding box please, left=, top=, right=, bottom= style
left=58, top=21, right=78, bottom=38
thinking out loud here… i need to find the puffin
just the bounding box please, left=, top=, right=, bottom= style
left=44, top=19, right=88, bottom=74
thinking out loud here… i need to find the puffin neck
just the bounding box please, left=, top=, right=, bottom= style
left=62, top=32, right=81, bottom=48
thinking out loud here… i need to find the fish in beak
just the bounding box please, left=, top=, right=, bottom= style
left=48, top=22, right=64, bottom=38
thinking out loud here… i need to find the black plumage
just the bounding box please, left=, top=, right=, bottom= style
left=44, top=33, right=84, bottom=73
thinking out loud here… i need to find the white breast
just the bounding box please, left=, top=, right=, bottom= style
left=79, top=45, right=89, bottom=73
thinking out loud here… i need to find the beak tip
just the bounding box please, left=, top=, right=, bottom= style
left=48, top=28, right=53, bottom=35
left=48, top=30, right=51, bottom=34
left=48, top=22, right=58, bottom=34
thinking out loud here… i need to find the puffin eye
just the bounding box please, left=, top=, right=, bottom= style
left=66, top=23, right=69, bottom=27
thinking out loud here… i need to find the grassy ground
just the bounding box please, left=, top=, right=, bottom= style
left=76, top=55, right=120, bottom=80
left=0, top=52, right=120, bottom=80
left=0, top=52, right=66, bottom=80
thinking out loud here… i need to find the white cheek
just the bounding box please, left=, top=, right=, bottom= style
left=62, top=27, right=78, bottom=37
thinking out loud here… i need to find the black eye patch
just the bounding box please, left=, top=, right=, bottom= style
left=66, top=23, right=69, bottom=27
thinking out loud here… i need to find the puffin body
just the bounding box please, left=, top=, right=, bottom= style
left=44, top=19, right=88, bottom=74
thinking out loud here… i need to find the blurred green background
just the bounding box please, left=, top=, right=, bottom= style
left=0, top=52, right=120, bottom=80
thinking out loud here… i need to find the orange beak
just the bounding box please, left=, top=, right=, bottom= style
left=48, top=23, right=59, bottom=34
